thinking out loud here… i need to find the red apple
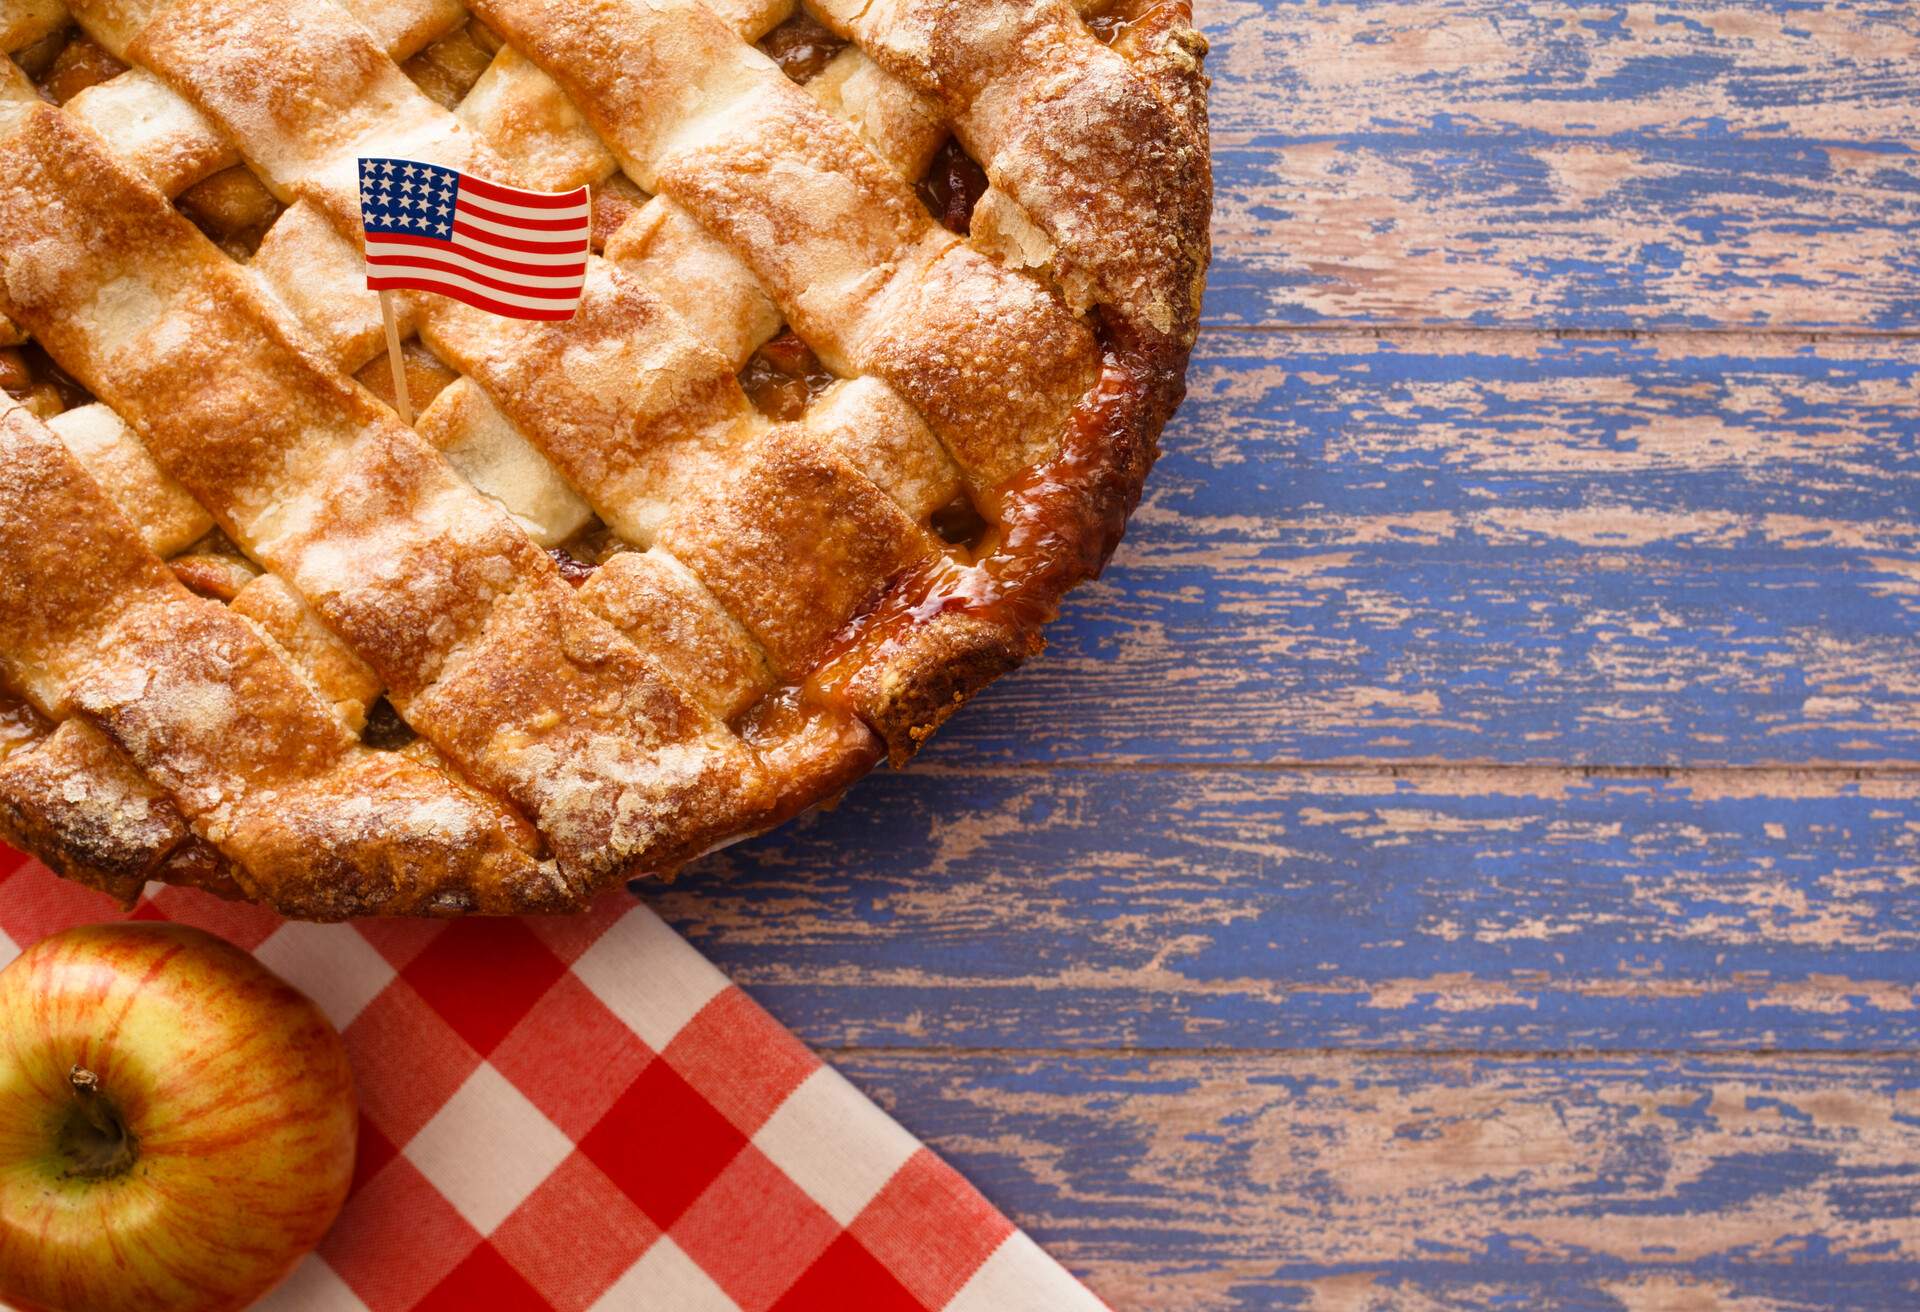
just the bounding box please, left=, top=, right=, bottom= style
left=0, top=923, right=357, bottom=1312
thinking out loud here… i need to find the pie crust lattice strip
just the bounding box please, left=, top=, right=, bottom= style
left=0, top=0, right=1211, bottom=918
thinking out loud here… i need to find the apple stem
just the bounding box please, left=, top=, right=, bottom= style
left=60, top=1064, right=137, bottom=1180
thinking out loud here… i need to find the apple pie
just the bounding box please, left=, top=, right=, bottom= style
left=0, top=0, right=1210, bottom=917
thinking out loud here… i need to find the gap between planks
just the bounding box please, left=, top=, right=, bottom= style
left=910, top=761, right=1920, bottom=780
left=1195, top=323, right=1920, bottom=341
left=818, top=1045, right=1920, bottom=1060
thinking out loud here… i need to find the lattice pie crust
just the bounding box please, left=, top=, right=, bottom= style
left=0, top=0, right=1209, bottom=917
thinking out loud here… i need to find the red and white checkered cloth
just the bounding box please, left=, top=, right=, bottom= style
left=0, top=846, right=1106, bottom=1312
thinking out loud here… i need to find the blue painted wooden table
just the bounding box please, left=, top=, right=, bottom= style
left=646, top=4, right=1920, bottom=1307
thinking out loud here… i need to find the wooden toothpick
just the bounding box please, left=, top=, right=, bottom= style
left=378, top=289, right=413, bottom=425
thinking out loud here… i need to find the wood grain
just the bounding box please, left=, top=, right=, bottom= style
left=837, top=1050, right=1920, bottom=1311
left=933, top=329, right=1920, bottom=768
left=2, top=4, right=1912, bottom=1307
left=653, top=764, right=1920, bottom=1052
left=1205, top=0, right=1920, bottom=328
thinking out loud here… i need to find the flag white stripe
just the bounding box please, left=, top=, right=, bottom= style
left=365, top=234, right=590, bottom=270
left=451, top=204, right=590, bottom=245
left=456, top=190, right=591, bottom=224
left=364, top=264, right=584, bottom=311
left=363, top=240, right=587, bottom=287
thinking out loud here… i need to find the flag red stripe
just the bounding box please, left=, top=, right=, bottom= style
left=458, top=173, right=590, bottom=209
left=364, top=253, right=583, bottom=299
left=365, top=232, right=587, bottom=277
left=456, top=191, right=590, bottom=226
left=451, top=204, right=587, bottom=233
left=366, top=275, right=580, bottom=320
left=450, top=219, right=590, bottom=254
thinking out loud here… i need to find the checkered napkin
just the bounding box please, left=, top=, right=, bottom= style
left=0, top=847, right=1105, bottom=1312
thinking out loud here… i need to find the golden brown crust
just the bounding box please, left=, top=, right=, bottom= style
left=229, top=572, right=383, bottom=733
left=965, top=48, right=1211, bottom=342
left=806, top=46, right=945, bottom=182
left=0, top=1, right=68, bottom=58
left=862, top=241, right=1099, bottom=488
left=0, top=401, right=552, bottom=918
left=455, top=44, right=619, bottom=190
left=735, top=688, right=883, bottom=828
left=604, top=196, right=781, bottom=367
left=46, top=404, right=213, bottom=557
left=413, top=260, right=756, bottom=545
left=129, top=0, right=495, bottom=202
left=580, top=549, right=774, bottom=722
left=797, top=0, right=1209, bottom=759
left=251, top=201, right=395, bottom=373
left=1105, top=0, right=1211, bottom=151
left=0, top=718, right=188, bottom=905
left=0, top=103, right=775, bottom=904
left=340, top=0, right=470, bottom=62
left=0, top=0, right=1209, bottom=915
left=0, top=399, right=165, bottom=713
left=654, top=431, right=940, bottom=676
left=798, top=376, right=961, bottom=522
left=819, top=0, right=1211, bottom=343
left=412, top=378, right=593, bottom=547
left=814, top=332, right=1186, bottom=761
left=845, top=609, right=1046, bottom=766
left=63, top=68, right=238, bottom=197
left=469, top=0, right=1103, bottom=482
left=401, top=580, right=772, bottom=892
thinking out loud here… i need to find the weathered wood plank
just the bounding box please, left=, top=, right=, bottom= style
left=837, top=1050, right=1920, bottom=1311
left=654, top=765, right=1920, bottom=1052
left=936, top=330, right=1920, bottom=767
left=1209, top=0, right=1920, bottom=141
left=1205, top=0, right=1920, bottom=328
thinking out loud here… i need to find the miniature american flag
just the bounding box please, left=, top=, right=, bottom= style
left=358, top=157, right=589, bottom=321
